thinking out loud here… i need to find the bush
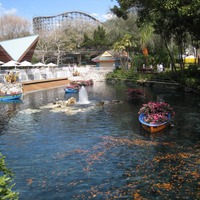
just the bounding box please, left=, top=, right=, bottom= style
left=184, top=78, right=199, bottom=88
left=0, top=153, right=19, bottom=200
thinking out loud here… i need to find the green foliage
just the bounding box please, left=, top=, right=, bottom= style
left=181, top=65, right=200, bottom=88
left=132, top=54, right=156, bottom=70
left=93, top=26, right=108, bottom=48
left=106, top=67, right=152, bottom=82
left=106, top=68, right=128, bottom=80
left=81, top=33, right=93, bottom=49
left=106, top=63, right=200, bottom=91
left=139, top=22, right=154, bottom=49
left=104, top=13, right=139, bottom=45
left=81, top=26, right=108, bottom=49
left=113, top=34, right=134, bottom=70
left=112, top=0, right=200, bottom=72
left=185, top=65, right=200, bottom=77
left=114, top=34, right=133, bottom=52
left=184, top=77, right=199, bottom=88
left=0, top=153, right=19, bottom=200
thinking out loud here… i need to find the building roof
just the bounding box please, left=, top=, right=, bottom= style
left=92, top=50, right=119, bottom=62
left=0, top=35, right=39, bottom=62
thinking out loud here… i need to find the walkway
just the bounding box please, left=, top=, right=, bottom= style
left=22, top=78, right=70, bottom=93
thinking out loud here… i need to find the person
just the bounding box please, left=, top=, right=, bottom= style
left=142, top=64, right=146, bottom=72
left=157, top=64, right=160, bottom=73
left=157, top=64, right=163, bottom=73
left=159, top=64, right=163, bottom=72
left=149, top=65, right=153, bottom=72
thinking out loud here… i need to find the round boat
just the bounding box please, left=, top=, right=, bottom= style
left=139, top=113, right=170, bottom=133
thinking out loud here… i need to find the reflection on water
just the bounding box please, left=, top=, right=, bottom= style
left=0, top=82, right=199, bottom=200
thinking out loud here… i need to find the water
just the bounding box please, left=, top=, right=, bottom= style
left=0, top=82, right=199, bottom=200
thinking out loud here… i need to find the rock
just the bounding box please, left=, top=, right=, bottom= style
left=54, top=97, right=77, bottom=107
left=68, top=97, right=76, bottom=104
left=96, top=100, right=104, bottom=106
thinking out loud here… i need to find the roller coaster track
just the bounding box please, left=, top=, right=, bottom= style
left=33, top=11, right=102, bottom=33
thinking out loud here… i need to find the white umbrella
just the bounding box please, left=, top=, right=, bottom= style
left=47, top=62, right=57, bottom=67
left=19, top=60, right=32, bottom=67
left=0, top=61, right=4, bottom=65
left=33, top=62, right=46, bottom=67
left=1, top=60, right=19, bottom=67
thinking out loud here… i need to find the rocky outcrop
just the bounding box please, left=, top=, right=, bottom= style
left=52, top=97, right=77, bottom=107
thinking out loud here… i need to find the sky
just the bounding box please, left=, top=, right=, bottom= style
left=0, top=0, right=119, bottom=22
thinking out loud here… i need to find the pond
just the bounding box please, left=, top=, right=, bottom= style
left=0, top=82, right=199, bottom=200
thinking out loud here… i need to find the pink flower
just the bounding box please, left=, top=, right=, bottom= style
left=138, top=101, right=175, bottom=124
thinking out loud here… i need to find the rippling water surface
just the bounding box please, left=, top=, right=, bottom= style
left=0, top=82, right=199, bottom=200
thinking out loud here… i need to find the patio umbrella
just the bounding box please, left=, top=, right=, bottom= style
left=47, top=62, right=57, bottom=67
left=33, top=62, right=46, bottom=67
left=1, top=60, right=19, bottom=67
left=19, top=60, right=32, bottom=67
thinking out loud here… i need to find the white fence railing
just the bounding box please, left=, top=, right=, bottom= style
left=0, top=65, right=113, bottom=83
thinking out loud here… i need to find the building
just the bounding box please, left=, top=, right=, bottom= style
left=0, top=35, right=39, bottom=63
left=92, top=51, right=120, bottom=69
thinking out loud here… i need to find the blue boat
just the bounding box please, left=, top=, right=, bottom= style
left=139, top=113, right=170, bottom=133
left=64, top=88, right=79, bottom=93
left=64, top=84, right=80, bottom=93
left=0, top=93, right=22, bottom=101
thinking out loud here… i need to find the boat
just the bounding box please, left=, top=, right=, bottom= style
left=139, top=113, right=170, bottom=133
left=64, top=88, right=79, bottom=93
left=64, top=84, right=80, bottom=93
left=0, top=93, right=22, bottom=101
left=70, top=79, right=93, bottom=86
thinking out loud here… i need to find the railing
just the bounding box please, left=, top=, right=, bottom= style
left=0, top=65, right=112, bottom=83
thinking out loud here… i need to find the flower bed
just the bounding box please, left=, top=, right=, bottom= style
left=138, top=101, right=175, bottom=124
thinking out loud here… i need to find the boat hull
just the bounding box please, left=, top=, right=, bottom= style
left=64, top=88, right=79, bottom=93
left=139, top=113, right=169, bottom=133
left=0, top=93, right=22, bottom=101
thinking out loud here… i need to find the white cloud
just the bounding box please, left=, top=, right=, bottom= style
left=0, top=3, right=17, bottom=16
left=103, top=13, right=116, bottom=21
left=91, top=12, right=116, bottom=22
left=91, top=13, right=99, bottom=18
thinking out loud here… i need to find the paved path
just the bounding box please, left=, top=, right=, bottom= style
left=22, top=78, right=70, bottom=93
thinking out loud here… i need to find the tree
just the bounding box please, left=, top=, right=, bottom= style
left=92, top=26, right=108, bottom=48
left=104, top=13, right=139, bottom=45
left=35, top=31, right=54, bottom=63
left=62, top=19, right=95, bottom=51
left=113, top=34, right=133, bottom=70
left=0, top=153, right=19, bottom=199
left=139, top=22, right=154, bottom=56
left=34, top=17, right=97, bottom=65
left=81, top=26, right=109, bottom=50
left=0, top=14, right=31, bottom=41
left=81, top=33, right=93, bottom=49
left=50, top=29, right=67, bottom=65
left=111, top=0, right=200, bottom=73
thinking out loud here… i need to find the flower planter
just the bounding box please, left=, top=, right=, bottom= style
left=139, top=113, right=170, bottom=133
left=138, top=101, right=175, bottom=133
